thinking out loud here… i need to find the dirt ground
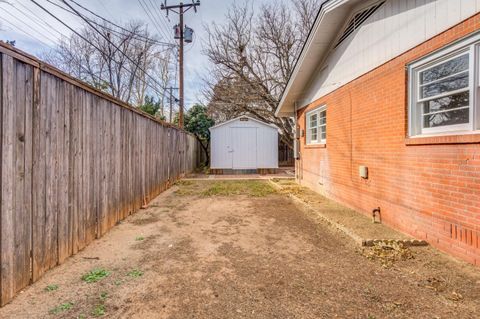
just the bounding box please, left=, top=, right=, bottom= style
left=1, top=180, right=479, bottom=319
left=270, top=179, right=412, bottom=242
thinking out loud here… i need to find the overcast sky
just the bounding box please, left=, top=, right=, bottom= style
left=0, top=0, right=266, bottom=109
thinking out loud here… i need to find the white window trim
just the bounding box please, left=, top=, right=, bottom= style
left=306, top=105, right=327, bottom=145
left=408, top=33, right=480, bottom=138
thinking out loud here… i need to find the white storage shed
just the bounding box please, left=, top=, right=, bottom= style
left=210, top=116, right=278, bottom=170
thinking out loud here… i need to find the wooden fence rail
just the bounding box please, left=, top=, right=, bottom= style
left=0, top=43, right=200, bottom=305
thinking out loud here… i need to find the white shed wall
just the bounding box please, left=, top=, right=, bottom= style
left=210, top=118, right=278, bottom=169
left=300, top=0, right=480, bottom=106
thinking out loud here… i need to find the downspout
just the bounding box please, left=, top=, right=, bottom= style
left=294, top=101, right=300, bottom=180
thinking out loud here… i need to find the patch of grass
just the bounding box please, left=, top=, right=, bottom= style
left=50, top=302, right=74, bottom=314
left=45, top=284, right=59, bottom=292
left=174, top=187, right=196, bottom=196
left=81, top=268, right=110, bottom=283
left=100, top=292, right=108, bottom=301
left=114, top=280, right=122, bottom=286
left=135, top=236, right=145, bottom=241
left=92, top=304, right=106, bottom=317
left=175, top=180, right=194, bottom=187
left=174, top=180, right=205, bottom=196
left=174, top=180, right=277, bottom=197
left=201, top=181, right=276, bottom=197
left=127, top=269, right=143, bottom=278
left=272, top=178, right=296, bottom=186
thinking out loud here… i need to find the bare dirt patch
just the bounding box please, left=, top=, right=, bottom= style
left=271, top=178, right=411, bottom=241
left=0, top=180, right=479, bottom=318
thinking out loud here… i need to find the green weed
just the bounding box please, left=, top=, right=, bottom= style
left=127, top=269, right=143, bottom=278
left=81, top=268, right=110, bottom=283
left=50, top=302, right=74, bottom=314
left=135, top=236, right=145, bottom=241
left=45, top=284, right=58, bottom=292
left=92, top=304, right=106, bottom=317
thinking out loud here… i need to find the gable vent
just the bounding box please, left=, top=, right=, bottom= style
left=335, top=1, right=385, bottom=48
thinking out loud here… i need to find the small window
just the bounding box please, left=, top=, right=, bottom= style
left=306, top=106, right=327, bottom=145
left=409, top=36, right=480, bottom=137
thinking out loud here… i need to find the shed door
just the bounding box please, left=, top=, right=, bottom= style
left=230, top=127, right=257, bottom=169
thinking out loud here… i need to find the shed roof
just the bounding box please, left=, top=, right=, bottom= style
left=209, top=116, right=278, bottom=131
left=275, top=0, right=363, bottom=117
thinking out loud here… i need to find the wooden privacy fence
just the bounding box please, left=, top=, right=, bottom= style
left=0, top=43, right=200, bottom=305
left=278, top=139, right=294, bottom=167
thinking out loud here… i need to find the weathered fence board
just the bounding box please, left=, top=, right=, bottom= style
left=1, top=54, right=16, bottom=303
left=0, top=44, right=200, bottom=305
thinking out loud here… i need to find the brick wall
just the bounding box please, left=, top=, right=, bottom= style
left=296, top=14, right=480, bottom=266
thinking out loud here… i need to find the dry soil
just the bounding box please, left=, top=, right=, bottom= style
left=0, top=180, right=479, bottom=319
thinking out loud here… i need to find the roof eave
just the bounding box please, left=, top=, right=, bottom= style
left=275, top=0, right=355, bottom=117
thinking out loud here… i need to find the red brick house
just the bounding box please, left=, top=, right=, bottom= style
left=276, top=0, right=480, bottom=265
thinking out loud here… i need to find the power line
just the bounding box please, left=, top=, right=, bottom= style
left=87, top=20, right=176, bottom=53
left=29, top=0, right=171, bottom=102
left=10, top=2, right=66, bottom=42
left=61, top=0, right=172, bottom=93
left=46, top=0, right=175, bottom=47
left=146, top=0, right=175, bottom=43
left=0, top=15, right=107, bottom=88
left=138, top=0, right=169, bottom=42
left=52, top=0, right=178, bottom=90
left=147, top=0, right=173, bottom=37
left=5, top=1, right=140, bottom=88
left=0, top=15, right=55, bottom=49
left=137, top=0, right=172, bottom=44
left=0, top=5, right=57, bottom=45
left=98, top=0, right=115, bottom=21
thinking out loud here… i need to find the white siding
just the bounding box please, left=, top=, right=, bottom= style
left=210, top=118, right=278, bottom=169
left=301, top=0, right=480, bottom=105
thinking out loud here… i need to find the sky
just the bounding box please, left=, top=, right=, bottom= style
left=0, top=0, right=265, bottom=110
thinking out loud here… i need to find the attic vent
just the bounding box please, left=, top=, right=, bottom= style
left=335, top=1, right=385, bottom=48
left=240, top=117, right=249, bottom=121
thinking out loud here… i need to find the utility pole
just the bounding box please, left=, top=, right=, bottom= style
left=179, top=6, right=184, bottom=127
left=166, top=87, right=179, bottom=123
left=169, top=87, right=173, bottom=123
left=161, top=0, right=200, bottom=128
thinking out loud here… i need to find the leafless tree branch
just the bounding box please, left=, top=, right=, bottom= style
left=203, top=0, right=321, bottom=148
left=43, top=20, right=173, bottom=107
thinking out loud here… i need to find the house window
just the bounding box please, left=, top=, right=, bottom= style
left=306, top=106, right=326, bottom=145
left=409, top=36, right=480, bottom=136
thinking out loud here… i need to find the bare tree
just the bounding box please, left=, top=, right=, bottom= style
left=44, top=20, right=173, bottom=107
left=203, top=0, right=321, bottom=148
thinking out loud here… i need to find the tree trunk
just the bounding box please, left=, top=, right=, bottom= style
left=195, top=135, right=210, bottom=167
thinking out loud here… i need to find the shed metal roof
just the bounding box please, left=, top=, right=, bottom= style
left=209, top=116, right=278, bottom=131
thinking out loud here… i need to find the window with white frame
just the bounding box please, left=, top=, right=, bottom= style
left=306, top=106, right=326, bottom=144
left=409, top=35, right=480, bottom=136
